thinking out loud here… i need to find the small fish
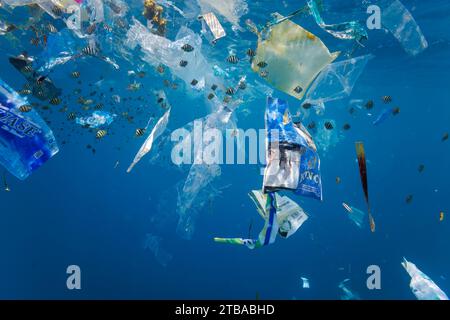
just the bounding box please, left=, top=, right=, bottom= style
left=293, top=86, right=303, bottom=94
left=22, top=65, right=33, bottom=73
left=392, top=107, right=400, bottom=115
left=343, top=123, right=351, bottom=130
left=94, top=103, right=104, bottom=110
left=260, top=70, right=268, bottom=78
left=67, top=112, right=76, bottom=120
left=382, top=95, right=392, bottom=104
left=207, top=93, right=215, bottom=100
left=19, top=89, right=32, bottom=95
left=50, top=97, right=61, bottom=105
left=442, top=133, right=449, bottom=142
left=86, top=23, right=97, bottom=35
left=307, top=122, right=316, bottom=130
left=181, top=44, right=194, bottom=52
left=82, top=44, right=98, bottom=56
left=211, top=84, right=218, bottom=91
left=349, top=107, right=356, bottom=114
left=418, top=164, right=425, bottom=173
left=257, top=61, right=267, bottom=68
left=336, top=176, right=341, bottom=184
left=223, top=96, right=231, bottom=103
left=238, top=81, right=247, bottom=90
left=302, top=103, right=312, bottom=110
left=51, top=5, right=63, bottom=16
left=71, top=71, right=80, bottom=78
left=137, top=71, right=146, bottom=78
left=365, top=100, right=374, bottom=109
left=227, top=55, right=239, bottom=64
left=324, top=121, right=334, bottom=130
left=30, top=37, right=40, bottom=46
left=179, top=60, right=188, bottom=67
left=440, top=211, right=444, bottom=222
left=96, top=130, right=107, bottom=139
left=135, top=128, right=146, bottom=137
left=246, top=48, right=256, bottom=58
left=406, top=194, right=413, bottom=204
left=157, top=65, right=165, bottom=74
left=47, top=23, right=57, bottom=33
left=3, top=172, right=10, bottom=192
left=19, top=104, right=32, bottom=113
left=127, top=82, right=141, bottom=91
left=226, top=87, right=235, bottom=96
left=191, top=79, right=198, bottom=86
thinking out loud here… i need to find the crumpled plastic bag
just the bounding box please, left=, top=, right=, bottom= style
left=402, top=258, right=448, bottom=300
left=251, top=14, right=339, bottom=100
left=75, top=111, right=116, bottom=128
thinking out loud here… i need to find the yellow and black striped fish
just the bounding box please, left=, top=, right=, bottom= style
left=246, top=48, right=256, bottom=58
left=51, top=5, right=63, bottom=16
left=71, top=71, right=80, bottom=78
left=227, top=55, right=239, bottom=64
left=96, top=130, right=107, bottom=139
left=47, top=23, right=57, bottom=33
left=181, top=44, right=194, bottom=52
left=19, top=89, right=32, bottom=95
left=22, top=65, right=33, bottom=73
left=19, top=104, right=32, bottom=113
left=257, top=61, right=268, bottom=68
left=67, top=112, right=76, bottom=120
left=324, top=121, right=334, bottom=130
left=82, top=44, right=98, bottom=56
left=179, top=60, right=188, bottom=67
left=226, top=87, right=235, bottom=96
left=382, top=95, right=392, bottom=104
left=135, top=128, right=146, bottom=137
left=50, top=97, right=61, bottom=105
left=94, top=103, right=104, bottom=110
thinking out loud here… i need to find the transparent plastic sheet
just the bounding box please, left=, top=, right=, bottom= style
left=304, top=54, right=373, bottom=113
left=314, top=119, right=343, bottom=154
left=125, top=17, right=222, bottom=93
left=342, top=203, right=365, bottom=228
left=307, top=0, right=368, bottom=43
left=143, top=233, right=173, bottom=267
left=197, top=0, right=248, bottom=28
left=380, top=0, right=428, bottom=56
left=0, top=78, right=59, bottom=180
left=339, top=279, right=361, bottom=300
left=75, top=111, right=116, bottom=128
left=251, top=14, right=339, bottom=101
left=402, top=258, right=448, bottom=300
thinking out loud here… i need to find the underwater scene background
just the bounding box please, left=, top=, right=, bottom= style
left=0, top=0, right=449, bottom=299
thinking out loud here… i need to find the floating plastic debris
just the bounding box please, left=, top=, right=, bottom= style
left=307, top=0, right=368, bottom=43
left=197, top=0, right=248, bottom=28
left=402, top=258, right=448, bottom=300
left=372, top=107, right=395, bottom=126
left=355, top=142, right=375, bottom=232
left=127, top=107, right=170, bottom=173
left=339, top=279, right=361, bottom=300
left=76, top=111, right=116, bottom=128
left=251, top=14, right=339, bottom=100
left=342, top=202, right=365, bottom=228
left=304, top=55, right=373, bottom=113
left=144, top=233, right=173, bottom=267
left=263, top=97, right=323, bottom=200
left=301, top=277, right=310, bottom=289
left=198, top=12, right=226, bottom=43
left=0, top=77, right=59, bottom=180
left=380, top=0, right=428, bottom=56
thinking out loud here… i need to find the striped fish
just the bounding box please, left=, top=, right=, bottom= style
left=238, top=81, right=247, bottom=90
left=181, top=44, right=194, bottom=52
left=135, top=128, right=145, bottom=137
left=47, top=23, right=57, bottom=33
left=226, top=87, right=235, bottom=96
left=19, top=105, right=32, bottom=113
left=324, top=121, right=334, bottom=130
left=96, top=130, right=107, bottom=139
left=71, top=71, right=80, bottom=78
left=51, top=5, right=63, bottom=16
left=246, top=48, right=256, bottom=58
left=19, top=89, right=32, bottom=95
left=260, top=70, right=268, bottom=78
left=22, top=65, right=33, bottom=73
left=67, top=112, right=76, bottom=121
left=191, top=79, right=198, bottom=86
left=82, top=44, right=98, bottom=56
left=382, top=95, right=392, bottom=103
left=50, top=97, right=61, bottom=105
left=211, top=84, right=218, bottom=91
left=179, top=60, right=188, bottom=67
left=257, top=61, right=268, bottom=68
left=207, top=93, right=215, bottom=100
left=293, top=86, right=303, bottom=94
left=94, top=103, right=104, bottom=110
left=227, top=55, right=239, bottom=64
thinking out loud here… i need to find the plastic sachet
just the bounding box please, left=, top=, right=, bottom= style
left=303, top=54, right=373, bottom=113
left=263, top=97, right=323, bottom=201
left=307, top=0, right=368, bottom=43
left=251, top=14, right=339, bottom=101
left=125, top=18, right=222, bottom=93
left=197, top=0, right=248, bottom=28
left=380, top=0, right=428, bottom=56
left=0, top=78, right=59, bottom=180
left=75, top=111, right=116, bottom=128
left=402, top=258, right=448, bottom=300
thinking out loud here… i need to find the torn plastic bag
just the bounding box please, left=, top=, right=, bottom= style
left=307, top=0, right=367, bottom=43
left=303, top=54, right=373, bottom=113
left=263, top=97, right=323, bottom=201
left=127, top=106, right=170, bottom=173
left=251, top=13, right=339, bottom=100
left=380, top=0, right=428, bottom=56
left=76, top=111, right=116, bottom=128
left=0, top=78, right=59, bottom=180
left=197, top=0, right=248, bottom=28
left=402, top=258, right=448, bottom=300
left=199, top=12, right=226, bottom=43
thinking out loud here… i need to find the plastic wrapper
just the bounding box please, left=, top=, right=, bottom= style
left=197, top=0, right=248, bottom=28
left=307, top=0, right=368, bottom=43
left=342, top=203, right=365, bottom=228
left=402, top=258, right=448, bottom=300
left=144, top=233, right=173, bottom=267
left=380, top=0, right=428, bottom=56
left=199, top=12, right=226, bottom=43
left=301, top=277, right=310, bottom=289
left=76, top=111, right=116, bottom=128
left=304, top=54, right=373, bottom=113
left=0, top=78, right=59, bottom=180
left=251, top=13, right=339, bottom=101
left=263, top=97, right=323, bottom=201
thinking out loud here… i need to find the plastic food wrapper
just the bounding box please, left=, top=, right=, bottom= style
left=199, top=12, right=226, bottom=43
left=144, top=233, right=173, bottom=267
left=342, top=202, right=365, bottom=228
left=307, top=0, right=368, bottom=43
left=127, top=106, right=171, bottom=173
left=76, top=111, right=116, bottom=128
left=380, top=0, right=428, bottom=56
left=339, top=279, right=360, bottom=300
left=402, top=258, right=448, bottom=300
left=214, top=191, right=308, bottom=249
left=251, top=14, right=339, bottom=100
left=301, top=277, right=310, bottom=289
left=263, top=97, right=323, bottom=201
left=197, top=0, right=248, bottom=28
left=0, top=78, right=59, bottom=180
left=303, top=54, right=373, bottom=113
left=125, top=18, right=222, bottom=93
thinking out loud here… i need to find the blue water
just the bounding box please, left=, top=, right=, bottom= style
left=0, top=0, right=449, bottom=299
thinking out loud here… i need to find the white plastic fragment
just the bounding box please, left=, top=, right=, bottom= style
left=199, top=12, right=226, bottom=43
